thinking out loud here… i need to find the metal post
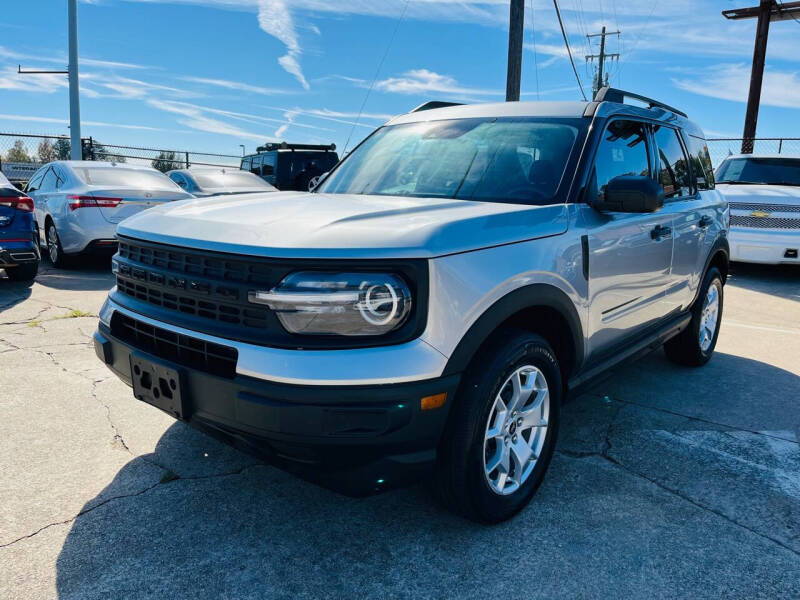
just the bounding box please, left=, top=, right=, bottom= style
left=506, top=0, right=524, bottom=102
left=742, top=0, right=772, bottom=154
left=778, top=138, right=783, bottom=153
left=68, top=0, right=82, bottom=161
left=185, top=152, right=190, bottom=169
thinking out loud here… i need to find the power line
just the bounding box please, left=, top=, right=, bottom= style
left=343, top=0, right=411, bottom=154
left=552, top=0, right=587, bottom=100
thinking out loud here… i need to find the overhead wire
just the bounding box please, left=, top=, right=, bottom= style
left=553, top=0, right=588, bottom=100
left=343, top=0, right=411, bottom=155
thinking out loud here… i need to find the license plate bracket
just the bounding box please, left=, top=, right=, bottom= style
left=130, top=353, right=187, bottom=420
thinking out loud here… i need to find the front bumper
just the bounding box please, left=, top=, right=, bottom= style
left=94, top=321, right=460, bottom=495
left=730, top=228, right=800, bottom=265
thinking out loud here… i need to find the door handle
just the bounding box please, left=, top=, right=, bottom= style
left=699, top=215, right=712, bottom=229
left=650, top=224, right=672, bottom=241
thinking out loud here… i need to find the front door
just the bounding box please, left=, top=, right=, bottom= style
left=582, top=119, right=675, bottom=359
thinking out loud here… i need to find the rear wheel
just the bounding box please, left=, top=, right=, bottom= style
left=46, top=221, right=68, bottom=268
left=433, top=329, right=561, bottom=523
left=5, top=262, right=38, bottom=282
left=664, top=267, right=723, bottom=366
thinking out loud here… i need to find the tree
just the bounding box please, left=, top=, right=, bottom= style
left=6, top=140, right=33, bottom=163
left=37, top=139, right=57, bottom=163
left=53, top=138, right=71, bottom=160
left=91, top=141, right=126, bottom=163
left=152, top=151, right=179, bottom=173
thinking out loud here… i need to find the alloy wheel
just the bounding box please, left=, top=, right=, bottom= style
left=699, top=283, right=720, bottom=352
left=47, top=225, right=59, bottom=264
left=483, top=365, right=550, bottom=495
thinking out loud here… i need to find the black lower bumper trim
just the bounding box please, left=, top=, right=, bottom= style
left=95, top=324, right=460, bottom=495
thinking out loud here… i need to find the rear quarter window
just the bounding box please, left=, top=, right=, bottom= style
left=686, top=135, right=715, bottom=190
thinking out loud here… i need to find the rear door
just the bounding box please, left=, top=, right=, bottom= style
left=652, top=125, right=705, bottom=312
left=581, top=119, right=675, bottom=358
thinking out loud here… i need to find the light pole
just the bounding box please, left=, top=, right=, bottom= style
left=239, top=144, right=245, bottom=156
left=68, top=0, right=81, bottom=160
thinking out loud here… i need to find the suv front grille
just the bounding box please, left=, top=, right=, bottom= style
left=111, top=312, right=237, bottom=379
left=729, top=202, right=800, bottom=229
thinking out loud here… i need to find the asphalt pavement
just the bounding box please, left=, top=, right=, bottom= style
left=1, top=260, right=798, bottom=599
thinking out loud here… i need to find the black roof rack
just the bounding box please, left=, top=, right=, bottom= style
left=410, top=101, right=464, bottom=113
left=256, top=142, right=336, bottom=153
left=593, top=86, right=687, bottom=118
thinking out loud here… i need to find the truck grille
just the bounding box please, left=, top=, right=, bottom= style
left=111, top=312, right=237, bottom=379
left=729, top=203, right=800, bottom=230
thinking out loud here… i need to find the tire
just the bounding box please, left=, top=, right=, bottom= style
left=46, top=221, right=68, bottom=268
left=433, top=329, right=562, bottom=523
left=5, top=262, right=38, bottom=282
left=664, top=267, right=723, bottom=367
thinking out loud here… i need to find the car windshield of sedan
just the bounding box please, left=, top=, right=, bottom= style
left=716, top=157, right=800, bottom=186
left=192, top=171, right=276, bottom=190
left=317, top=117, right=580, bottom=205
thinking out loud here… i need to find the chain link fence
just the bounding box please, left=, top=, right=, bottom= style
left=705, top=138, right=800, bottom=168
left=0, top=133, right=241, bottom=186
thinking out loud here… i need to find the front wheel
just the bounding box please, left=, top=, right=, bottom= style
left=664, top=267, right=724, bottom=366
left=433, top=329, right=561, bottom=523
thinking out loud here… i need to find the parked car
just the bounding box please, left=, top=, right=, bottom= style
left=241, top=142, right=339, bottom=191
left=25, top=161, right=193, bottom=267
left=94, top=88, right=729, bottom=523
left=0, top=172, right=39, bottom=281
left=715, top=154, right=800, bottom=264
left=167, top=168, right=277, bottom=198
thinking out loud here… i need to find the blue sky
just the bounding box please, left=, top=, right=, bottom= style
left=1, top=0, right=799, bottom=157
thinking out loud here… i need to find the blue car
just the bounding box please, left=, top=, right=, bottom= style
left=0, top=171, right=40, bottom=281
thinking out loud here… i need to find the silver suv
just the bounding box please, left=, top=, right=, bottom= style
left=94, top=88, right=729, bottom=523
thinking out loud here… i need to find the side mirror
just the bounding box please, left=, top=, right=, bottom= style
left=593, top=175, right=664, bottom=213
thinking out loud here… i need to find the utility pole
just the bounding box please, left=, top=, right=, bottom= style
left=19, top=0, right=82, bottom=160
left=723, top=1, right=800, bottom=153
left=506, top=0, right=524, bottom=102
left=67, top=0, right=82, bottom=160
left=585, top=26, right=620, bottom=98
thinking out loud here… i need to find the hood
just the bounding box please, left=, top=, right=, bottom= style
left=716, top=183, right=800, bottom=206
left=116, top=191, right=569, bottom=259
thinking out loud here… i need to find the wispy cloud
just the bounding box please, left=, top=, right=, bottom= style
left=0, top=113, right=176, bottom=131
left=257, top=0, right=308, bottom=90
left=180, top=75, right=292, bottom=95
left=146, top=99, right=277, bottom=141
left=672, top=63, right=800, bottom=110
left=373, top=69, right=500, bottom=97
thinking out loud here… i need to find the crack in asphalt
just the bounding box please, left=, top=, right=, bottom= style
left=556, top=398, right=800, bottom=559
left=0, top=464, right=264, bottom=550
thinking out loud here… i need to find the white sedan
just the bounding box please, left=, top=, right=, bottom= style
left=715, top=154, right=800, bottom=265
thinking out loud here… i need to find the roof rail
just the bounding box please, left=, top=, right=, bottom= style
left=410, top=101, right=464, bottom=113
left=256, top=142, right=336, bottom=153
left=594, top=86, right=687, bottom=118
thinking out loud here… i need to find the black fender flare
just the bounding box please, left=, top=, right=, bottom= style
left=441, top=283, right=584, bottom=377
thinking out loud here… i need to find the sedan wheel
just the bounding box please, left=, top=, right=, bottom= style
left=47, top=224, right=65, bottom=267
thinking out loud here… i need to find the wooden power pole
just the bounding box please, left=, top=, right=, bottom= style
left=506, top=0, right=524, bottom=101
left=586, top=26, right=620, bottom=98
left=723, top=1, right=800, bottom=153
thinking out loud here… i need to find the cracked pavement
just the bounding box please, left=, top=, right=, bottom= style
left=1, top=260, right=799, bottom=599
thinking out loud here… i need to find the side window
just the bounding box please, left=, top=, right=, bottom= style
left=653, top=126, right=691, bottom=199
left=38, top=168, right=57, bottom=193
left=250, top=155, right=262, bottom=176
left=241, top=157, right=251, bottom=172
left=590, top=120, right=649, bottom=201
left=261, top=154, right=276, bottom=177
left=686, top=136, right=715, bottom=190
left=170, top=173, right=188, bottom=189
left=26, top=168, right=46, bottom=192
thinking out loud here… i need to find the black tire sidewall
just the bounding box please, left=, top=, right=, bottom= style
left=463, top=332, right=562, bottom=522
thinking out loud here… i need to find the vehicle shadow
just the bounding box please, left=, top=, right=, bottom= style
left=53, top=352, right=800, bottom=598
left=0, top=270, right=33, bottom=314
left=34, top=258, right=116, bottom=292
left=727, top=262, right=800, bottom=303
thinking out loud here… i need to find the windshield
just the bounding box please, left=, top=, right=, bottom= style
left=74, top=167, right=180, bottom=190
left=318, top=118, right=581, bottom=205
left=192, top=171, right=276, bottom=190
left=716, top=157, right=800, bottom=186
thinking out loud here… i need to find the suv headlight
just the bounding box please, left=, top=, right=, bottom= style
left=249, top=272, right=412, bottom=336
